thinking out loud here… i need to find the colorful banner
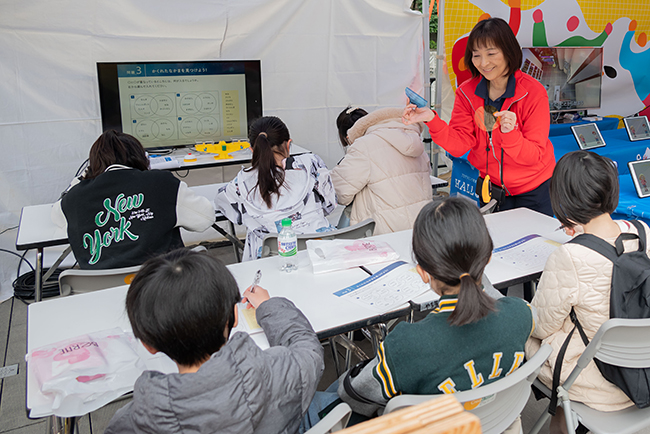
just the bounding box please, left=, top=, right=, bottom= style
left=443, top=0, right=650, bottom=117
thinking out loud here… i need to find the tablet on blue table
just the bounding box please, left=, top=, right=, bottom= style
left=571, top=123, right=606, bottom=150
left=628, top=159, right=650, bottom=198
left=623, top=116, right=650, bottom=142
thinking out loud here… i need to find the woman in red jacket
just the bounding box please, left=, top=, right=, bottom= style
left=403, top=17, right=555, bottom=216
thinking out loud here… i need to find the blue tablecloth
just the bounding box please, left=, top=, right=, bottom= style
left=551, top=128, right=650, bottom=175
left=613, top=174, right=650, bottom=225
left=548, top=117, right=618, bottom=137
left=449, top=123, right=650, bottom=208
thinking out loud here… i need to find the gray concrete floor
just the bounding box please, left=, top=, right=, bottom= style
left=2, top=231, right=648, bottom=433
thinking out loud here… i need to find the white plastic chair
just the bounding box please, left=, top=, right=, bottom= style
left=58, top=265, right=141, bottom=296
left=305, top=402, right=352, bottom=434
left=260, top=218, right=376, bottom=258
left=479, top=198, right=498, bottom=214
left=384, top=344, right=552, bottom=434
left=529, top=318, right=650, bottom=434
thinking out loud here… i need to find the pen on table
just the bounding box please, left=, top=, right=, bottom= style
left=359, top=265, right=373, bottom=276
left=555, top=225, right=564, bottom=232
left=250, top=270, right=262, bottom=293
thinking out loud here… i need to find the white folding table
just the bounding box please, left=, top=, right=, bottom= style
left=26, top=207, right=568, bottom=420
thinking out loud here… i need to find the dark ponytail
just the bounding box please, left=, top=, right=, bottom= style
left=86, top=130, right=149, bottom=179
left=336, top=106, right=368, bottom=147
left=412, top=198, right=495, bottom=326
left=247, top=116, right=291, bottom=208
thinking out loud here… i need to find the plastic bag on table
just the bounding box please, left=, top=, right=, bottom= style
left=306, top=239, right=399, bottom=274
left=27, top=327, right=146, bottom=417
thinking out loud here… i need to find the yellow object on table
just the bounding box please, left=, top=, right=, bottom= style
left=194, top=140, right=251, bottom=160
left=183, top=153, right=198, bottom=163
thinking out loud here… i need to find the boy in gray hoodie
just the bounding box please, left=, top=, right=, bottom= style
left=105, top=249, right=324, bottom=434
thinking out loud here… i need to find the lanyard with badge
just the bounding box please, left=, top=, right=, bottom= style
left=480, top=104, right=502, bottom=205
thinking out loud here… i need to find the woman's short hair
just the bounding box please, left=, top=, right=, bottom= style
left=336, top=106, right=369, bottom=147
left=126, top=249, right=241, bottom=366
left=86, top=130, right=149, bottom=179
left=464, top=17, right=522, bottom=79
left=550, top=150, right=619, bottom=228
left=412, top=197, right=495, bottom=326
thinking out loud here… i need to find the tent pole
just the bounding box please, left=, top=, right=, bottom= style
left=422, top=0, right=437, bottom=176
left=435, top=0, right=444, bottom=114
left=423, top=0, right=430, bottom=104
left=433, top=0, right=445, bottom=177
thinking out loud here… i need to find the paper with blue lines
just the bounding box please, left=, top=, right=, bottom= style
left=334, top=261, right=433, bottom=313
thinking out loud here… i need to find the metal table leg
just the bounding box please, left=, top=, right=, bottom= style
left=35, top=248, right=43, bottom=302
left=228, top=221, right=241, bottom=263
left=47, top=415, right=76, bottom=434
left=211, top=223, right=243, bottom=262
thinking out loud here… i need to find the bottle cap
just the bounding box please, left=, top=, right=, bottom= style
left=281, top=218, right=292, bottom=227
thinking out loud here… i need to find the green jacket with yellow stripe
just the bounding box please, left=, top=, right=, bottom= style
left=337, top=295, right=535, bottom=416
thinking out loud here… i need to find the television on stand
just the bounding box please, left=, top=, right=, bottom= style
left=520, top=47, right=603, bottom=121
left=97, top=60, right=262, bottom=150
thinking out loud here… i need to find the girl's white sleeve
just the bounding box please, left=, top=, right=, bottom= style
left=175, top=181, right=215, bottom=231
left=50, top=175, right=83, bottom=230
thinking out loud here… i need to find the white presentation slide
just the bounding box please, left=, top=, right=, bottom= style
left=117, top=74, right=248, bottom=147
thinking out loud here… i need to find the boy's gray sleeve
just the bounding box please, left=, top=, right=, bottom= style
left=336, top=357, right=389, bottom=417
left=256, top=297, right=325, bottom=413
left=105, top=402, right=137, bottom=434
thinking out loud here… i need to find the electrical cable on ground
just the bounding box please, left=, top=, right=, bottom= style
left=0, top=247, right=61, bottom=302
left=13, top=268, right=63, bottom=302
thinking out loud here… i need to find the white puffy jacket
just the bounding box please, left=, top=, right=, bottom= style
left=330, top=108, right=432, bottom=235
left=526, top=220, right=650, bottom=411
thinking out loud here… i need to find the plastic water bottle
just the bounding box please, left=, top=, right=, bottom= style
left=278, top=218, right=298, bottom=272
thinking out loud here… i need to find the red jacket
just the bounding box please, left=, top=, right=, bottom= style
left=426, top=70, right=555, bottom=196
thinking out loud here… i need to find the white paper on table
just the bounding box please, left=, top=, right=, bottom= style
left=306, top=239, right=399, bottom=274
left=492, top=234, right=561, bottom=274
left=333, top=261, right=434, bottom=314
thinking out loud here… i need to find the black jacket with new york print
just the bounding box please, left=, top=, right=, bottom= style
left=56, top=165, right=214, bottom=269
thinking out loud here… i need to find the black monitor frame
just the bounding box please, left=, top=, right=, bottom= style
left=97, top=60, right=262, bottom=150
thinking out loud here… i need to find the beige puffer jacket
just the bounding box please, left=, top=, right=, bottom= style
left=330, top=108, right=432, bottom=235
left=526, top=220, right=650, bottom=411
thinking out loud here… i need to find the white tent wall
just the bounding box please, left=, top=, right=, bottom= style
left=0, top=0, right=424, bottom=301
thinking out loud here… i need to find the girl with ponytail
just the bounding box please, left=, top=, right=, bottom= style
left=411, top=197, right=495, bottom=326
left=331, top=197, right=535, bottom=421
left=216, top=116, right=337, bottom=261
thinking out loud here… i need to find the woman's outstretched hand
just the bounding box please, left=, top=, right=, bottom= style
left=402, top=104, right=435, bottom=125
